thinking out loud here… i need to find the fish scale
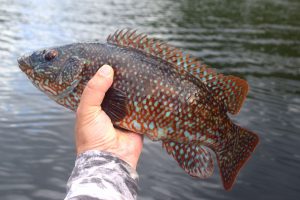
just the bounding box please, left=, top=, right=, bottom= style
left=99, top=45, right=204, bottom=141
left=18, top=29, right=259, bottom=190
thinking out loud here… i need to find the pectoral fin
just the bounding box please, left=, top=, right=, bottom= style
left=102, top=88, right=128, bottom=122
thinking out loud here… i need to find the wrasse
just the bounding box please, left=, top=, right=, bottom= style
left=18, top=29, right=259, bottom=190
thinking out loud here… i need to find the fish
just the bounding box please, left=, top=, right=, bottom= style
left=18, top=29, right=259, bottom=190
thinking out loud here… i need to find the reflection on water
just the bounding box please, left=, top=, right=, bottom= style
left=0, top=0, right=299, bottom=199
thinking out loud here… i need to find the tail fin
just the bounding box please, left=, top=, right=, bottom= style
left=216, top=123, right=259, bottom=190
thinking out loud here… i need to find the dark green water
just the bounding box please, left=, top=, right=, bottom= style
left=0, top=0, right=299, bottom=199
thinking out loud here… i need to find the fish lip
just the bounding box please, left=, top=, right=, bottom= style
left=17, top=55, right=32, bottom=73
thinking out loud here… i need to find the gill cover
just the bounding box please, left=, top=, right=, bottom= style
left=56, top=56, right=85, bottom=84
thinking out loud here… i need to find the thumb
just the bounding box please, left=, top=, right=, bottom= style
left=78, top=65, right=114, bottom=112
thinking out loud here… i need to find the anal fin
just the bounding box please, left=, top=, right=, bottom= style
left=163, top=141, right=214, bottom=178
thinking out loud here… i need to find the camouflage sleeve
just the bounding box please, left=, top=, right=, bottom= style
left=64, top=150, right=139, bottom=200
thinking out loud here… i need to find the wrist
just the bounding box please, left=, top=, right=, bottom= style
left=76, top=137, right=138, bottom=169
left=98, top=137, right=139, bottom=170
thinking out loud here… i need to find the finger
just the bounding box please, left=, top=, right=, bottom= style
left=78, top=65, right=114, bottom=111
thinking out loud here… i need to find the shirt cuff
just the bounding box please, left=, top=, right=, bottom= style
left=65, top=150, right=138, bottom=200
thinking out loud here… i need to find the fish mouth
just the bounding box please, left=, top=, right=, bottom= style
left=18, top=55, right=33, bottom=75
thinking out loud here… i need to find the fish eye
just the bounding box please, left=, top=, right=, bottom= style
left=44, top=50, right=58, bottom=61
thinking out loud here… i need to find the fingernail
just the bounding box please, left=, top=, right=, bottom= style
left=98, top=65, right=112, bottom=77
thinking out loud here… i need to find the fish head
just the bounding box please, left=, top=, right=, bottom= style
left=18, top=44, right=86, bottom=104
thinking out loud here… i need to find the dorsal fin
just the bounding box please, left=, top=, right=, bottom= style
left=205, top=75, right=249, bottom=115
left=107, top=29, right=248, bottom=114
left=107, top=29, right=209, bottom=75
left=107, top=29, right=187, bottom=67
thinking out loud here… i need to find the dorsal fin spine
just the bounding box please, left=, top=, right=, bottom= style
left=128, top=29, right=137, bottom=39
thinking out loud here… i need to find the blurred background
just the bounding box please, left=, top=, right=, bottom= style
left=0, top=0, right=299, bottom=199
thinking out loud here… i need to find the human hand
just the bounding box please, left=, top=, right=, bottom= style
left=75, top=65, right=143, bottom=169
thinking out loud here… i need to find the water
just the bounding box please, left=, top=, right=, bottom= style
left=0, top=0, right=299, bottom=199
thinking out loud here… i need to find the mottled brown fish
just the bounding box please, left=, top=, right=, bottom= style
left=18, top=29, right=259, bottom=190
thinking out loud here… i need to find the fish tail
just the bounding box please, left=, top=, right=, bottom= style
left=216, top=121, right=259, bottom=190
